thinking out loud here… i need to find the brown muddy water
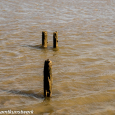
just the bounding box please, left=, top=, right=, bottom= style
left=0, top=0, right=115, bottom=115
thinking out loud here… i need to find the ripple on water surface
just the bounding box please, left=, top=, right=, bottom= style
left=0, top=0, right=115, bottom=114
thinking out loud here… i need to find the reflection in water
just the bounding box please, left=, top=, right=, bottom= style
left=2, top=89, right=44, bottom=99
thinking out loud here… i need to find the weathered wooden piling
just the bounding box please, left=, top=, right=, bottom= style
left=44, top=59, right=52, bottom=97
left=42, top=31, right=47, bottom=48
left=53, top=31, right=58, bottom=48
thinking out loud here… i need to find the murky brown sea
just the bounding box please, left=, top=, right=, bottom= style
left=0, top=0, right=115, bottom=114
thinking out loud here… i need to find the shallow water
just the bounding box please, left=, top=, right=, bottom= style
left=0, top=0, right=115, bottom=114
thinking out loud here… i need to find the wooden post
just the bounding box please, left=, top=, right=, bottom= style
left=53, top=31, right=58, bottom=48
left=44, top=59, right=52, bottom=97
left=42, top=31, right=47, bottom=48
